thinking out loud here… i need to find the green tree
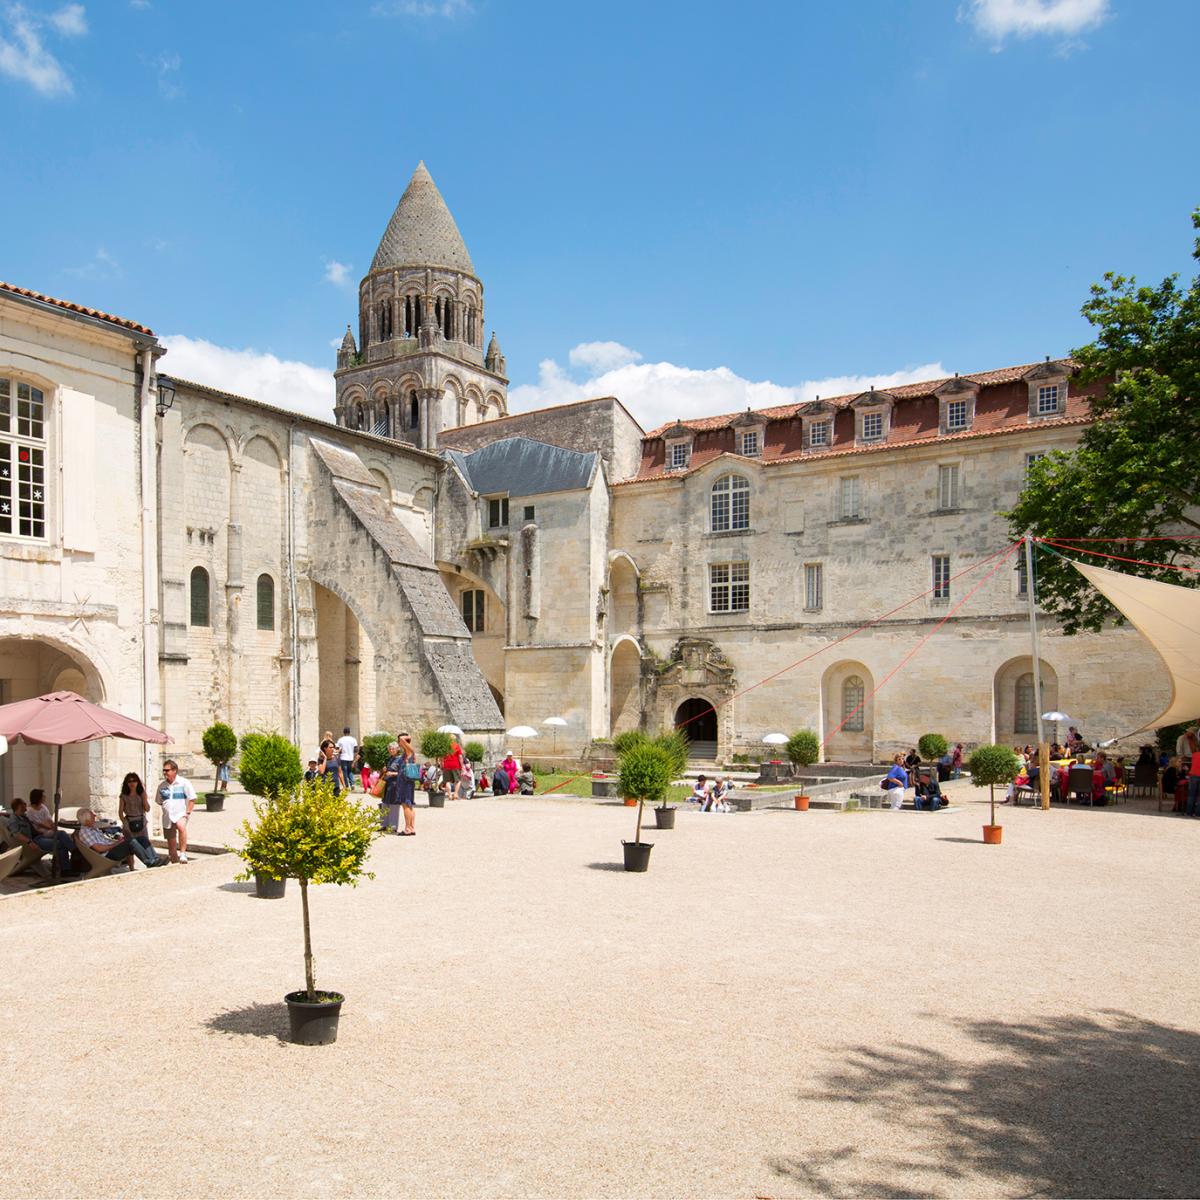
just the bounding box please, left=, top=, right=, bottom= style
left=616, top=739, right=673, bottom=846
left=1007, top=208, right=1200, bottom=633
left=786, top=729, right=821, bottom=769
left=968, top=744, right=1021, bottom=829
left=652, top=730, right=689, bottom=779
left=464, top=741, right=485, bottom=764
left=918, top=733, right=948, bottom=762
left=201, top=721, right=237, bottom=787
left=234, top=778, right=380, bottom=1002
left=612, top=730, right=646, bottom=756
left=419, top=729, right=453, bottom=760
left=360, top=733, right=392, bottom=773
left=238, top=731, right=304, bottom=799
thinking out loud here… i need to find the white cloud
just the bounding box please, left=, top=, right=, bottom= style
left=961, top=0, right=1110, bottom=42
left=48, top=3, right=85, bottom=36
left=568, top=340, right=642, bottom=373
left=372, top=0, right=474, bottom=17
left=509, top=342, right=948, bottom=433
left=63, top=245, right=120, bottom=280
left=160, top=336, right=335, bottom=422
left=323, top=259, right=353, bottom=288
left=0, top=4, right=73, bottom=96
left=149, top=50, right=181, bottom=99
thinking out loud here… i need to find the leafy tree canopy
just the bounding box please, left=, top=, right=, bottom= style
left=1007, top=208, right=1200, bottom=634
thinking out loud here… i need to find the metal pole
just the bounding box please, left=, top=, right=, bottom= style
left=52, top=743, right=63, bottom=881
left=1023, top=533, right=1050, bottom=810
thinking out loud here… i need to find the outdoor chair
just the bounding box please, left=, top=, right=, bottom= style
left=72, top=833, right=125, bottom=880
left=1067, top=764, right=1095, bottom=806
left=0, top=839, right=46, bottom=884
left=1131, top=761, right=1158, bottom=800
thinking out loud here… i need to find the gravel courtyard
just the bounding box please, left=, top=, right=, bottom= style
left=3, top=788, right=1197, bottom=1199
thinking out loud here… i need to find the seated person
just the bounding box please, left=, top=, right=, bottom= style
left=1162, top=757, right=1180, bottom=797
left=26, top=789, right=77, bottom=871
left=709, top=777, right=731, bottom=812
left=936, top=752, right=952, bottom=782
left=690, top=775, right=710, bottom=808
left=76, top=807, right=161, bottom=869
left=914, top=773, right=944, bottom=810
left=457, top=761, right=477, bottom=800
left=1135, top=745, right=1157, bottom=770
left=516, top=765, right=535, bottom=795
left=491, top=764, right=511, bottom=795
left=6, top=799, right=77, bottom=876
left=1049, top=741, right=1064, bottom=760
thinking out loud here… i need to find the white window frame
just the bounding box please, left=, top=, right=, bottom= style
left=1036, top=384, right=1061, bottom=416
left=932, top=554, right=950, bottom=601
left=709, top=561, right=750, bottom=613
left=946, top=399, right=968, bottom=431
left=937, top=463, right=960, bottom=511
left=861, top=410, right=884, bottom=442
left=1025, top=451, right=1046, bottom=474
left=837, top=475, right=861, bottom=520
left=666, top=440, right=691, bottom=471
left=808, top=420, right=831, bottom=448
left=804, top=563, right=823, bottom=612
left=0, top=376, right=49, bottom=542
left=738, top=429, right=761, bottom=457
left=710, top=474, right=750, bottom=533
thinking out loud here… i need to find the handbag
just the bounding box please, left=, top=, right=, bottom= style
left=370, top=775, right=387, bottom=799
left=404, top=762, right=420, bottom=781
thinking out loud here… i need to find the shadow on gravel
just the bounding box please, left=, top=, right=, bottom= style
left=770, top=1011, right=1200, bottom=1198
left=217, top=881, right=256, bottom=893
left=205, top=1001, right=290, bottom=1043
left=934, top=837, right=983, bottom=844
left=585, top=862, right=626, bottom=872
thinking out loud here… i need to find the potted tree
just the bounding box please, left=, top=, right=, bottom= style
left=419, top=729, right=452, bottom=806
left=612, top=731, right=646, bottom=805
left=201, top=721, right=237, bottom=812
left=234, top=777, right=381, bottom=1044
left=237, top=731, right=304, bottom=895
left=787, top=730, right=820, bottom=809
left=360, top=732, right=392, bottom=783
left=464, top=740, right=485, bottom=769
left=617, top=739, right=673, bottom=872
left=651, top=730, right=688, bottom=829
left=968, top=744, right=1021, bottom=845
left=918, top=732, right=949, bottom=786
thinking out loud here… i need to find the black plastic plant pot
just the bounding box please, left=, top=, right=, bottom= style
left=204, top=792, right=225, bottom=812
left=285, top=990, right=344, bottom=1045
left=427, top=791, right=445, bottom=808
left=654, top=806, right=676, bottom=830
left=254, top=872, right=286, bottom=899
left=622, top=840, right=653, bottom=872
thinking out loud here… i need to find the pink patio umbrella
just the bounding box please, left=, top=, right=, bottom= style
left=0, top=691, right=171, bottom=874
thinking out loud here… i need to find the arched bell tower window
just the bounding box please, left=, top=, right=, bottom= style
left=190, top=566, right=211, bottom=628
left=354, top=404, right=365, bottom=431
left=379, top=300, right=392, bottom=341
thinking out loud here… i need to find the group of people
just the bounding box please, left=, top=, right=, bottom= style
left=3, top=759, right=198, bottom=879
left=689, top=774, right=733, bottom=812
left=881, top=753, right=946, bottom=810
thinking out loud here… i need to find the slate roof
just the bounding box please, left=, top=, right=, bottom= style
left=370, top=161, right=475, bottom=276
left=444, top=437, right=597, bottom=496
left=0, top=280, right=155, bottom=337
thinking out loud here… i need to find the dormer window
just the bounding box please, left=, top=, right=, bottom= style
left=862, top=411, right=883, bottom=441
left=946, top=400, right=968, bottom=430
left=808, top=420, right=830, bottom=448
left=668, top=441, right=690, bottom=470
left=739, top=430, right=760, bottom=457
left=936, top=377, right=978, bottom=434
left=1037, top=384, right=1060, bottom=415
left=852, top=389, right=895, bottom=446
left=1024, top=360, right=1069, bottom=420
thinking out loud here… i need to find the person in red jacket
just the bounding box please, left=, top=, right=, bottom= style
left=441, top=736, right=464, bottom=801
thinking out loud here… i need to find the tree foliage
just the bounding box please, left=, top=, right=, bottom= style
left=238, top=731, right=304, bottom=799
left=786, top=729, right=821, bottom=768
left=464, top=740, right=486, bottom=764
left=612, top=730, right=646, bottom=756
left=652, top=730, right=690, bottom=778
left=1007, top=208, right=1200, bottom=633
left=419, top=729, right=453, bottom=760
left=360, top=733, right=392, bottom=773
left=201, top=721, right=237, bottom=768
left=918, top=733, right=949, bottom=762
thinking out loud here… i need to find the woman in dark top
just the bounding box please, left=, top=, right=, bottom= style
left=394, top=732, right=417, bottom=836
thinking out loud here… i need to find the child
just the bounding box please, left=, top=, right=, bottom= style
left=360, top=756, right=372, bottom=793
left=304, top=759, right=318, bottom=782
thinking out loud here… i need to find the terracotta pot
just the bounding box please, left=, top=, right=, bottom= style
left=622, top=797, right=637, bottom=807
left=794, top=794, right=810, bottom=811
left=982, top=824, right=1003, bottom=845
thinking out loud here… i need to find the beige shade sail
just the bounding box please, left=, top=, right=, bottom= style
left=1073, top=560, right=1200, bottom=730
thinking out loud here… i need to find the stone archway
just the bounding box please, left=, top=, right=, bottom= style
left=609, top=636, right=641, bottom=737
left=994, top=656, right=1059, bottom=747
left=674, top=697, right=718, bottom=755
left=821, top=659, right=875, bottom=762
left=312, top=582, right=377, bottom=744
left=648, top=637, right=737, bottom=760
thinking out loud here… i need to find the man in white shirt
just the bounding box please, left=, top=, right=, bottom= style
left=155, top=760, right=196, bottom=863
left=336, top=727, right=358, bottom=791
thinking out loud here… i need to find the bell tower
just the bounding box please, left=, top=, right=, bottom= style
left=333, top=162, right=508, bottom=447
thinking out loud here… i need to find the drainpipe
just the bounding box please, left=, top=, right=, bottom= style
left=287, top=421, right=300, bottom=742
left=137, top=345, right=161, bottom=784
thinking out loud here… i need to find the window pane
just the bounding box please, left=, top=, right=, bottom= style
left=863, top=412, right=883, bottom=440
left=0, top=442, right=11, bottom=534
left=805, top=563, right=822, bottom=610
left=190, top=567, right=210, bottom=627
left=932, top=555, right=950, bottom=600
left=710, top=479, right=730, bottom=531
left=730, top=561, right=749, bottom=611
left=839, top=476, right=860, bottom=519
left=810, top=421, right=829, bottom=447
left=256, top=575, right=274, bottom=630
left=1015, top=674, right=1036, bottom=733
left=741, top=431, right=759, bottom=456
left=1037, top=385, right=1059, bottom=414
left=0, top=378, right=9, bottom=433
left=947, top=399, right=967, bottom=430
left=731, top=477, right=750, bottom=530
left=938, top=464, right=959, bottom=509
left=842, top=675, right=864, bottom=732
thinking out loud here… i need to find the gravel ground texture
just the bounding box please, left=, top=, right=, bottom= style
left=2, top=785, right=1197, bottom=1199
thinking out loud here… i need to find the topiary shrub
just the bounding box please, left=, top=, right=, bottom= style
left=201, top=721, right=238, bottom=788
left=786, top=730, right=821, bottom=769
left=612, top=730, right=647, bottom=756
left=652, top=730, right=689, bottom=779
left=238, top=731, right=304, bottom=799
left=360, top=733, right=393, bottom=773
left=419, top=729, right=453, bottom=760
left=968, top=743, right=1021, bottom=828
left=616, top=740, right=674, bottom=846
left=464, top=741, right=485, bottom=764
left=918, top=733, right=949, bottom=762
left=234, top=777, right=381, bottom=1003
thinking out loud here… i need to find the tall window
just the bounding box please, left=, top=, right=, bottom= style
left=462, top=588, right=485, bottom=633
left=932, top=555, right=950, bottom=601
left=862, top=411, right=884, bottom=441
left=804, top=563, right=823, bottom=611
left=190, top=566, right=211, bottom=627
left=0, top=377, right=47, bottom=540
left=838, top=476, right=861, bottom=520
left=809, top=420, right=830, bottom=448
left=709, top=562, right=750, bottom=613
left=487, top=497, right=509, bottom=529
left=1016, top=556, right=1029, bottom=597
left=841, top=675, right=865, bottom=732
left=409, top=391, right=419, bottom=430
left=946, top=399, right=968, bottom=431
left=739, top=430, right=760, bottom=457
left=937, top=464, right=960, bottom=510
left=256, top=574, right=274, bottom=630
left=668, top=442, right=690, bottom=470
left=1015, top=674, right=1037, bottom=733
left=710, top=475, right=750, bottom=532
left=1037, top=384, right=1060, bottom=415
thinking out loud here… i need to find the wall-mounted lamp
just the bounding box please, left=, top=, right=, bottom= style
left=155, top=376, right=177, bottom=418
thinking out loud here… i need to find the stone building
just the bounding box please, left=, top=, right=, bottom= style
left=0, top=162, right=1169, bottom=802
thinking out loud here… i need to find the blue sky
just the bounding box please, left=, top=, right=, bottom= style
left=2, top=0, right=1197, bottom=429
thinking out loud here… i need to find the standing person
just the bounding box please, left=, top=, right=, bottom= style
left=950, top=743, right=964, bottom=778
left=359, top=751, right=372, bottom=794
left=1177, top=725, right=1199, bottom=771
left=395, top=732, right=417, bottom=835
left=336, top=727, right=358, bottom=791
left=1186, top=740, right=1200, bottom=818
left=156, top=760, right=196, bottom=864
left=316, top=739, right=342, bottom=795
left=441, top=735, right=464, bottom=801
left=216, top=759, right=231, bottom=794
left=500, top=751, right=519, bottom=794
left=882, top=754, right=909, bottom=811
left=118, top=773, right=159, bottom=866
left=381, top=741, right=403, bottom=833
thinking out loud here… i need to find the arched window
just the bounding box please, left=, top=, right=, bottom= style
left=710, top=475, right=750, bottom=532
left=841, top=675, right=865, bottom=732
left=0, top=376, right=47, bottom=540
left=379, top=300, right=392, bottom=340
left=256, top=574, right=274, bottom=631
left=409, top=391, right=419, bottom=430
left=1015, top=673, right=1036, bottom=734
left=354, top=404, right=365, bottom=431
left=190, top=566, right=210, bottom=627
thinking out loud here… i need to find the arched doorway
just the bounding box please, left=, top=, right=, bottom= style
left=821, top=660, right=874, bottom=762
left=610, top=637, right=641, bottom=737
left=994, top=656, right=1059, bottom=746
left=313, top=582, right=377, bottom=740
left=675, top=697, right=717, bottom=757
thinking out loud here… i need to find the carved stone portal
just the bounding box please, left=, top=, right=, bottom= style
left=647, top=637, right=738, bottom=758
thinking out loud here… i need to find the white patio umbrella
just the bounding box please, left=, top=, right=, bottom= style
left=762, top=733, right=788, bottom=745
left=543, top=716, right=567, bottom=754
left=437, top=724, right=464, bottom=738
left=1042, top=712, right=1072, bottom=744
left=507, top=725, right=537, bottom=764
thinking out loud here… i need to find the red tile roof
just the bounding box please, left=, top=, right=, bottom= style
left=0, top=280, right=155, bottom=337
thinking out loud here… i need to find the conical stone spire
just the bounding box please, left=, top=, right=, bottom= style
left=370, top=161, right=475, bottom=275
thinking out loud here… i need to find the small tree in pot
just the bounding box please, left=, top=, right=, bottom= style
left=616, top=740, right=673, bottom=871
left=236, top=732, right=304, bottom=892
left=360, top=733, right=392, bottom=775
left=201, top=721, right=237, bottom=811
left=650, top=730, right=688, bottom=828
left=787, top=730, right=820, bottom=809
left=234, top=777, right=381, bottom=1044
left=419, top=729, right=453, bottom=806
left=464, top=740, right=485, bottom=766
left=968, top=744, right=1021, bottom=845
